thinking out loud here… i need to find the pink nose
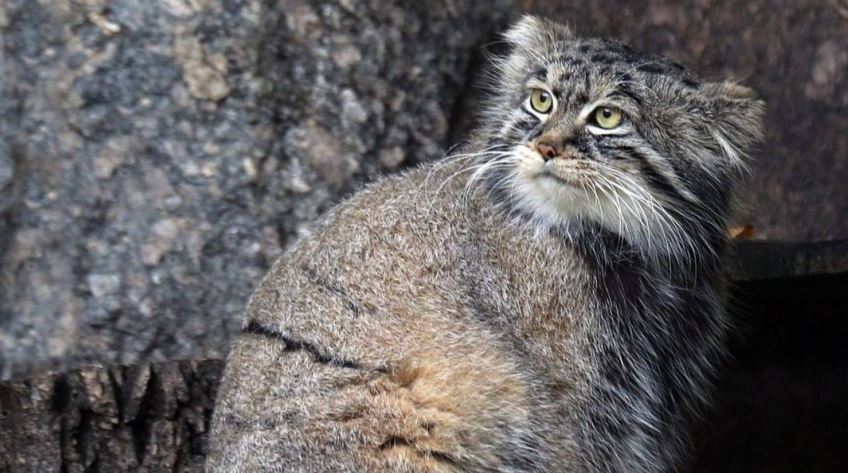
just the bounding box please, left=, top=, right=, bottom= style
left=535, top=142, right=561, bottom=160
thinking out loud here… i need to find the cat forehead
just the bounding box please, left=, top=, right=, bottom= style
left=526, top=39, right=701, bottom=91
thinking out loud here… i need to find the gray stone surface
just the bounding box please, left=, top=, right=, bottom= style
left=0, top=0, right=510, bottom=378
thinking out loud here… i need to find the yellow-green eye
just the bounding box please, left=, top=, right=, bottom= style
left=529, top=89, right=553, bottom=114
left=593, top=106, right=623, bottom=129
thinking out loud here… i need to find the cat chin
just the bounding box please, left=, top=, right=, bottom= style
left=509, top=173, right=696, bottom=264
left=510, top=173, right=608, bottom=237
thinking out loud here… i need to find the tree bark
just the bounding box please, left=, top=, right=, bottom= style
left=0, top=359, right=223, bottom=472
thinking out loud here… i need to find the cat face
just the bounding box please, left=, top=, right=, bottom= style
left=472, top=16, right=764, bottom=261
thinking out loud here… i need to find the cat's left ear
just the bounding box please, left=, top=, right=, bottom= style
left=702, top=82, right=766, bottom=168
left=503, top=14, right=573, bottom=51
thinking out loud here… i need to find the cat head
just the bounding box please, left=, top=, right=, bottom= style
left=469, top=15, right=765, bottom=264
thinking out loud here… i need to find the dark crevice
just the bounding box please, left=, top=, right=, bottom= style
left=76, top=407, right=96, bottom=470
left=51, top=374, right=73, bottom=412
left=128, top=368, right=156, bottom=465
left=107, top=369, right=125, bottom=426
left=52, top=375, right=72, bottom=473
left=172, top=429, right=185, bottom=473
left=242, top=320, right=376, bottom=372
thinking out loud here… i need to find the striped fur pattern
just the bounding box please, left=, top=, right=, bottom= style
left=207, top=15, right=764, bottom=473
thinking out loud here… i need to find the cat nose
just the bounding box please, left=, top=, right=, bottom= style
left=535, top=141, right=561, bottom=161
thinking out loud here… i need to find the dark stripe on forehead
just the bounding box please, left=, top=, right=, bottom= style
left=590, top=53, right=619, bottom=65
left=682, top=77, right=700, bottom=89
left=532, top=66, right=548, bottom=81
left=621, top=53, right=644, bottom=66
left=582, top=71, right=591, bottom=93
left=636, top=63, right=669, bottom=75
left=670, top=62, right=687, bottom=72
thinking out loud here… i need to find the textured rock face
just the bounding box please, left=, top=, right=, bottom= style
left=0, top=0, right=510, bottom=378
left=1, top=0, right=846, bottom=379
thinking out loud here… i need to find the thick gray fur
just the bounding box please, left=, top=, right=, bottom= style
left=207, top=15, right=764, bottom=472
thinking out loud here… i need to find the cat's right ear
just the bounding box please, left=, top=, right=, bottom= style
left=503, top=14, right=572, bottom=51
left=701, top=81, right=766, bottom=170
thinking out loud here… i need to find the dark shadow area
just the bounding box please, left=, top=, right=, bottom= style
left=690, top=272, right=848, bottom=472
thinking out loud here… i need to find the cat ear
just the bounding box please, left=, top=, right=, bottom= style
left=702, top=82, right=766, bottom=169
left=503, top=14, right=572, bottom=50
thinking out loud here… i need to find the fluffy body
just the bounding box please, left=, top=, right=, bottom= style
left=208, top=16, right=764, bottom=473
